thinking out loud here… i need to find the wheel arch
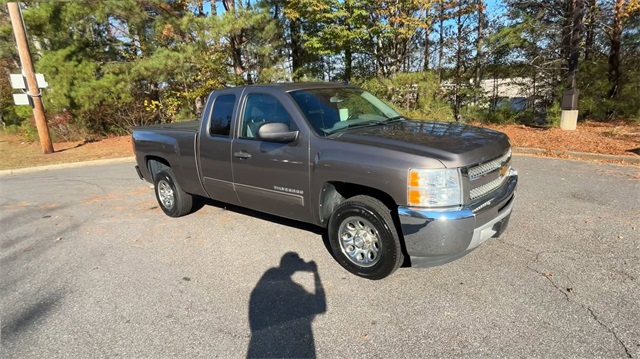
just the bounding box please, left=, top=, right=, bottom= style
left=319, top=181, right=410, bottom=267
left=145, top=156, right=171, bottom=182
left=319, top=182, right=398, bottom=226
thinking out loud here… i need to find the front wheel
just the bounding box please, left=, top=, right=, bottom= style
left=154, top=169, right=193, bottom=217
left=328, top=195, right=403, bottom=280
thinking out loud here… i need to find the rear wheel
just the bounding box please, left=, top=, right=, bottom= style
left=328, top=195, right=403, bottom=280
left=154, top=169, right=193, bottom=217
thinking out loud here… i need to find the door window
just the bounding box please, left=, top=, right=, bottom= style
left=210, top=94, right=235, bottom=136
left=241, top=93, right=293, bottom=139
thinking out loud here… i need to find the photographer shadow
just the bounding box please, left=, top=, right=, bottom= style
left=247, top=252, right=326, bottom=359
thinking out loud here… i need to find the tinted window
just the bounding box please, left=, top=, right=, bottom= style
left=210, top=95, right=235, bottom=136
left=241, top=93, right=293, bottom=138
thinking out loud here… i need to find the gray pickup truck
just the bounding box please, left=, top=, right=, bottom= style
left=133, top=82, right=517, bottom=279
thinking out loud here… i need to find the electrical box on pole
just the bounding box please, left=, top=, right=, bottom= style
left=10, top=73, right=26, bottom=89
left=10, top=72, right=48, bottom=106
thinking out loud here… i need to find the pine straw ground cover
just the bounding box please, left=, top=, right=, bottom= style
left=0, top=134, right=133, bottom=170
left=1, top=121, right=638, bottom=171
left=472, top=120, right=640, bottom=161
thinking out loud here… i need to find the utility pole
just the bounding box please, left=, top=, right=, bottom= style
left=7, top=2, right=53, bottom=154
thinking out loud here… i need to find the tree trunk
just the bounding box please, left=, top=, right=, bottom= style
left=375, top=36, right=387, bottom=76
left=437, top=4, right=445, bottom=82
left=475, top=0, right=483, bottom=104
left=561, top=0, right=576, bottom=73
left=608, top=0, right=625, bottom=99
left=454, top=7, right=462, bottom=121
left=491, top=75, right=497, bottom=111
left=289, top=19, right=304, bottom=79
left=584, top=0, right=597, bottom=61
left=231, top=35, right=244, bottom=79
left=344, top=47, right=352, bottom=81
left=423, top=25, right=430, bottom=71
left=223, top=0, right=245, bottom=82
left=566, top=0, right=585, bottom=91
left=197, top=0, right=205, bottom=16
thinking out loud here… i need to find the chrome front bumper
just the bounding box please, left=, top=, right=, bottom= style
left=398, top=170, right=518, bottom=267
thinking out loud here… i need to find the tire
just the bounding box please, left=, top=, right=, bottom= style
left=328, top=195, right=403, bottom=280
left=154, top=169, right=194, bottom=217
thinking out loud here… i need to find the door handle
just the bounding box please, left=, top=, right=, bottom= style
left=234, top=151, right=252, bottom=159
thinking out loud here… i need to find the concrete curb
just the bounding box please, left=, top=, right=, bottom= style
left=0, top=157, right=135, bottom=177
left=513, top=147, right=640, bottom=164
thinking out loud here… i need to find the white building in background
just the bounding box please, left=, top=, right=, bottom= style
left=443, top=77, right=549, bottom=111
left=479, top=77, right=533, bottom=98
left=479, top=77, right=535, bottom=111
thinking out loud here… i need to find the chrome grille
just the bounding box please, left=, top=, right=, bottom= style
left=468, top=150, right=511, bottom=181
left=473, top=198, right=493, bottom=212
left=470, top=175, right=508, bottom=200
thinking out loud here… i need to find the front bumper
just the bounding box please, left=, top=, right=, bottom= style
left=398, top=170, right=518, bottom=267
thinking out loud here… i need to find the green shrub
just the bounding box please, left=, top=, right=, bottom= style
left=2, top=124, right=22, bottom=136
left=461, top=106, right=523, bottom=125
left=0, top=108, right=40, bottom=141
left=19, top=120, right=39, bottom=142
left=577, top=61, right=640, bottom=121
left=547, top=102, right=562, bottom=127
left=459, top=106, right=484, bottom=123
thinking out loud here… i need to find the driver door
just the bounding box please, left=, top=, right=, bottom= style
left=231, top=90, right=311, bottom=222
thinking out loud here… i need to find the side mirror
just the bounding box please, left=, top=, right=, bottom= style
left=257, top=122, right=299, bottom=143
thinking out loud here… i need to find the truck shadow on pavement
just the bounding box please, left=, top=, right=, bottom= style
left=246, top=252, right=326, bottom=359
left=192, top=197, right=412, bottom=267
left=193, top=197, right=335, bottom=258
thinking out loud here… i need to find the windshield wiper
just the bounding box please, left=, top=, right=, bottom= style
left=383, top=115, right=406, bottom=122
left=324, top=116, right=405, bottom=135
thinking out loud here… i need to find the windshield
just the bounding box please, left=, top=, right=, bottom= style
left=290, top=88, right=402, bottom=136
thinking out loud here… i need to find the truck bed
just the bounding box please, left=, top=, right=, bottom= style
left=132, top=120, right=205, bottom=197
left=139, top=120, right=199, bottom=132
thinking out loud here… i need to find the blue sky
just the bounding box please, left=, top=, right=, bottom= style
left=202, top=0, right=506, bottom=18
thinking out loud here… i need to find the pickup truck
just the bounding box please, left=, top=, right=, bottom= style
left=132, top=82, right=518, bottom=279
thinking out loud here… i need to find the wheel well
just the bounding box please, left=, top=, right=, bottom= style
left=146, top=156, right=171, bottom=182
left=319, top=181, right=410, bottom=267
left=319, top=182, right=398, bottom=226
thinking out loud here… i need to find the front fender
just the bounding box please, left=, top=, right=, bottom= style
left=309, top=146, right=443, bottom=226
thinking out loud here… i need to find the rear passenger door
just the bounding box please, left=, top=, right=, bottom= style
left=198, top=89, right=241, bottom=205
left=231, top=89, right=311, bottom=222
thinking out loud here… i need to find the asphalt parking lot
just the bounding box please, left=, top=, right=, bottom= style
left=1, top=156, right=639, bottom=358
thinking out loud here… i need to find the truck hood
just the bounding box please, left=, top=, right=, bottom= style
left=329, top=120, right=510, bottom=167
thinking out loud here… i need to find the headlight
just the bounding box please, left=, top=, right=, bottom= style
left=408, top=168, right=462, bottom=207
